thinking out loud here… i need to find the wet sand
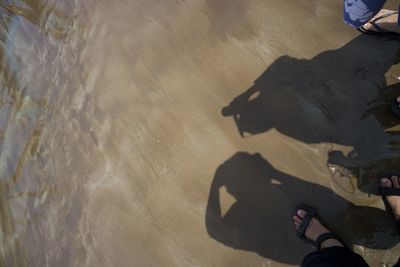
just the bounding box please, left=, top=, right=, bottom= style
left=0, top=0, right=399, bottom=266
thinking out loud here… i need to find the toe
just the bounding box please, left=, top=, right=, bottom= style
left=397, top=96, right=400, bottom=104
left=391, top=175, right=400, bottom=188
left=293, top=215, right=302, bottom=224
left=297, top=209, right=306, bottom=219
left=294, top=221, right=300, bottom=228
left=381, top=177, right=392, bottom=188
left=363, top=22, right=374, bottom=30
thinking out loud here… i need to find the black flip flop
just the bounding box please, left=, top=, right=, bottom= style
left=379, top=174, right=400, bottom=229
left=390, top=99, right=400, bottom=118
left=357, top=11, right=400, bottom=36
left=294, top=205, right=343, bottom=250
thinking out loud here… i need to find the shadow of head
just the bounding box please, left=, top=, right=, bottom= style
left=206, top=152, right=399, bottom=265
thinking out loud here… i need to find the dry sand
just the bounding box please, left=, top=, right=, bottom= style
left=0, top=0, right=399, bottom=266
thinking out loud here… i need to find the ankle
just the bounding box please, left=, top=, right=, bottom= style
left=319, top=239, right=344, bottom=250
left=388, top=200, right=400, bottom=219
left=393, top=206, right=400, bottom=221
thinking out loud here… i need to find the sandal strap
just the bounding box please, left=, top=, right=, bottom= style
left=370, top=11, right=399, bottom=24
left=297, top=209, right=316, bottom=238
left=370, top=11, right=399, bottom=33
left=359, top=11, right=400, bottom=35
left=369, top=21, right=384, bottom=33
left=379, top=187, right=400, bottom=196
left=357, top=25, right=400, bottom=36
left=316, top=233, right=340, bottom=250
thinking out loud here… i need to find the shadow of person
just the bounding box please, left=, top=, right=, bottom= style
left=327, top=81, right=400, bottom=195
left=206, top=152, right=399, bottom=265
left=222, top=35, right=400, bottom=187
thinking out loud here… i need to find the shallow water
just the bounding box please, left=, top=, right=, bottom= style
left=0, top=0, right=399, bottom=266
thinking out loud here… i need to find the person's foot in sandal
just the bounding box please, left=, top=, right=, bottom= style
left=360, top=9, right=400, bottom=35
left=293, top=207, right=344, bottom=250
left=380, top=175, right=400, bottom=221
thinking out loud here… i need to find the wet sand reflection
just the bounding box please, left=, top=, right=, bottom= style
left=0, top=0, right=76, bottom=39
left=0, top=1, right=84, bottom=266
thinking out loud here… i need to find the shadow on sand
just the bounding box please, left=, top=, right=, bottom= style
left=206, top=36, right=400, bottom=264
left=221, top=35, right=400, bottom=194
left=206, top=152, right=399, bottom=265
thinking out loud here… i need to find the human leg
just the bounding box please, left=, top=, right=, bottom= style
left=302, top=247, right=369, bottom=267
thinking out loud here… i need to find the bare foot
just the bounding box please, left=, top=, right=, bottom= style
left=293, top=209, right=343, bottom=249
left=362, top=9, right=400, bottom=34
left=380, top=175, right=400, bottom=220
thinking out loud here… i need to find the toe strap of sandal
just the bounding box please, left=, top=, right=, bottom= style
left=315, top=233, right=341, bottom=251
left=297, top=209, right=316, bottom=238
left=379, top=187, right=400, bottom=196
